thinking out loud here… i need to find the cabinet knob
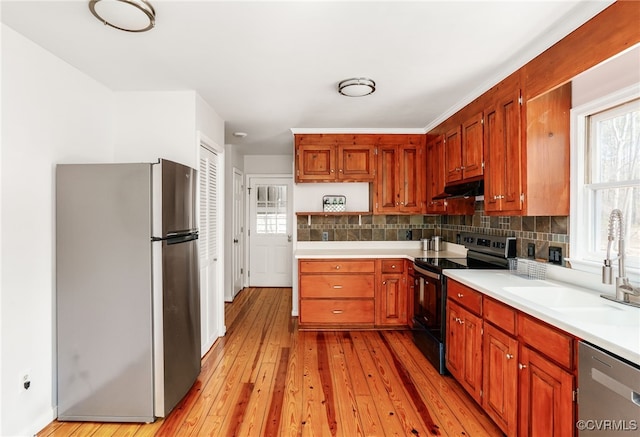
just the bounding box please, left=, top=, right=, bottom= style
left=506, top=354, right=514, bottom=360
left=391, top=265, right=396, bottom=269
left=339, top=169, right=343, bottom=173
left=335, top=265, right=340, bottom=270
left=331, top=169, right=335, bottom=173
left=382, top=281, right=387, bottom=285
left=519, top=363, right=527, bottom=370
left=457, top=293, right=464, bottom=298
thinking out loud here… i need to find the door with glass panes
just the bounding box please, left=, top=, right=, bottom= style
left=248, top=177, right=293, bottom=286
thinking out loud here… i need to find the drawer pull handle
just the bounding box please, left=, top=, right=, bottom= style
left=332, top=310, right=344, bottom=314
left=506, top=354, right=514, bottom=360
left=519, top=363, right=527, bottom=370
left=335, top=265, right=341, bottom=270
left=332, top=285, right=343, bottom=289
left=457, top=293, right=464, bottom=298
left=391, top=265, right=396, bottom=269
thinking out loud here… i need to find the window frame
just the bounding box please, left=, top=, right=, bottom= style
left=570, top=83, right=640, bottom=281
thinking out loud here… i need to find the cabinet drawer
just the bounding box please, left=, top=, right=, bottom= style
left=300, top=299, right=374, bottom=324
left=518, top=313, right=574, bottom=370
left=300, top=274, right=374, bottom=298
left=484, top=297, right=516, bottom=335
left=381, top=259, right=405, bottom=274
left=447, top=280, right=482, bottom=315
left=299, top=259, right=375, bottom=273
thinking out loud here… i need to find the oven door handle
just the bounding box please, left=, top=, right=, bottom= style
left=413, top=264, right=441, bottom=280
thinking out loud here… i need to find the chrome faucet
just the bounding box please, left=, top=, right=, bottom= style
left=601, top=209, right=640, bottom=307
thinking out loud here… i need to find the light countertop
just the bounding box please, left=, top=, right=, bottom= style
left=444, top=269, right=640, bottom=365
left=294, top=242, right=639, bottom=364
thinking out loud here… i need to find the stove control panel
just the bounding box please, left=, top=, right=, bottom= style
left=459, top=232, right=516, bottom=258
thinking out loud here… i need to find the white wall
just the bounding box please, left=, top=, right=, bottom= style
left=244, top=154, right=293, bottom=174
left=114, top=91, right=197, bottom=168
left=1, top=25, right=115, bottom=437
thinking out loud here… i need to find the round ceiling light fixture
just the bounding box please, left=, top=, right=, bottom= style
left=89, top=0, right=156, bottom=32
left=338, top=77, right=376, bottom=97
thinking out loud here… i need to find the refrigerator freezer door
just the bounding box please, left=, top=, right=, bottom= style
left=160, top=159, right=197, bottom=236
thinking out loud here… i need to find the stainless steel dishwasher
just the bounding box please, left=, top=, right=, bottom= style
left=578, top=342, right=640, bottom=436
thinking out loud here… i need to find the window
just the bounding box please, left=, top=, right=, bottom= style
left=255, top=184, right=288, bottom=235
left=571, top=85, right=640, bottom=277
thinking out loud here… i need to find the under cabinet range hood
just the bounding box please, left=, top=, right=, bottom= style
left=433, top=179, right=484, bottom=200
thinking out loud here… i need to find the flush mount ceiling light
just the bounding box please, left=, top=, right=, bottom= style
left=232, top=132, right=248, bottom=138
left=338, top=77, right=376, bottom=97
left=89, top=0, right=156, bottom=32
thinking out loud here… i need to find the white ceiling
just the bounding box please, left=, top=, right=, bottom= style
left=1, top=0, right=614, bottom=156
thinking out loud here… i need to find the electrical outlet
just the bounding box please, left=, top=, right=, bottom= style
left=549, top=246, right=563, bottom=265
left=405, top=230, right=412, bottom=240
left=20, top=370, right=31, bottom=392
left=527, top=243, right=535, bottom=258
left=322, top=231, right=329, bottom=241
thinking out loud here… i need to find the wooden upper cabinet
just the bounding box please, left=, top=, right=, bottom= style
left=484, top=88, right=523, bottom=215
left=373, top=135, right=425, bottom=214
left=296, top=143, right=336, bottom=182
left=445, top=126, right=463, bottom=184
left=461, top=112, right=484, bottom=180
left=337, top=143, right=376, bottom=181
left=523, top=83, right=571, bottom=216
left=445, top=112, right=484, bottom=185
left=426, top=135, right=447, bottom=214
left=426, top=134, right=475, bottom=215
left=294, top=134, right=375, bottom=182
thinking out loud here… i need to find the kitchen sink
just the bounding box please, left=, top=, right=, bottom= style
left=503, top=286, right=603, bottom=308
left=503, top=286, right=640, bottom=327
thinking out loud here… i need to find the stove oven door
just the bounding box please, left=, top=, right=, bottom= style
left=413, top=265, right=444, bottom=340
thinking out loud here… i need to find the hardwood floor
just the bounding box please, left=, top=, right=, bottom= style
left=38, top=288, right=502, bottom=436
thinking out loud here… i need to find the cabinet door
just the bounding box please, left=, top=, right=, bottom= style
left=296, top=144, right=336, bottom=182
left=375, top=144, right=400, bottom=213
left=484, top=90, right=523, bottom=214
left=446, top=300, right=464, bottom=380
left=377, top=274, right=407, bottom=325
left=518, top=346, right=574, bottom=437
left=483, top=323, right=518, bottom=436
left=426, top=135, right=447, bottom=214
left=445, top=126, right=462, bottom=184
left=337, top=143, right=375, bottom=181
left=461, top=112, right=484, bottom=179
left=461, top=309, right=483, bottom=404
left=398, top=140, right=424, bottom=213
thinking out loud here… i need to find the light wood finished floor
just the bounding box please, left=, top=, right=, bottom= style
left=38, top=287, right=502, bottom=436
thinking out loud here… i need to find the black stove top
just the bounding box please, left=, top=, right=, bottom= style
left=413, top=256, right=507, bottom=271
left=414, top=232, right=515, bottom=272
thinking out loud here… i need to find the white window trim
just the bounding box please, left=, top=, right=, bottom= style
left=569, top=83, right=640, bottom=282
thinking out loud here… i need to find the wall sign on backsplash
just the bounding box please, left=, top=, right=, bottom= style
left=323, top=195, right=346, bottom=212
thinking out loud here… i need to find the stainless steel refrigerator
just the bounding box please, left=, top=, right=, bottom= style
left=56, top=159, right=201, bottom=422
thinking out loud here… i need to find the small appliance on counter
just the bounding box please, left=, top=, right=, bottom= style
left=412, top=231, right=516, bottom=374
left=56, top=159, right=201, bottom=422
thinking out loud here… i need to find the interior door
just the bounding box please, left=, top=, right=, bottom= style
left=232, top=168, right=244, bottom=297
left=248, top=177, right=293, bottom=286
left=198, top=146, right=221, bottom=355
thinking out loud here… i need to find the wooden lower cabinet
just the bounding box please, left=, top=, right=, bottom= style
left=376, top=259, right=407, bottom=326
left=298, top=258, right=409, bottom=329
left=446, top=300, right=483, bottom=404
left=518, top=346, right=574, bottom=437
left=446, top=280, right=577, bottom=436
left=483, top=322, right=518, bottom=436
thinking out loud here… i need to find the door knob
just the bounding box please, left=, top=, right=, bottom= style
left=287, top=234, right=292, bottom=242
left=233, top=238, right=239, bottom=243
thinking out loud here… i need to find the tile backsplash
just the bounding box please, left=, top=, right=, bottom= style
left=296, top=201, right=569, bottom=261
